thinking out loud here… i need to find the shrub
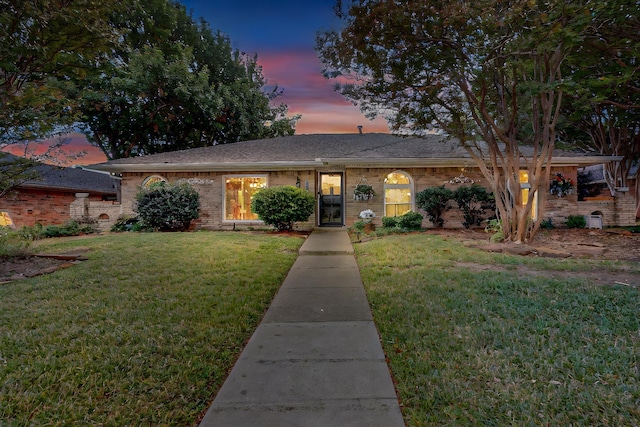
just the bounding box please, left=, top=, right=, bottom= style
left=382, top=216, right=399, bottom=228
left=397, top=211, right=424, bottom=230
left=17, top=221, right=97, bottom=240
left=484, top=218, right=504, bottom=242
left=135, top=182, right=200, bottom=231
left=540, top=218, right=555, bottom=229
left=0, top=226, right=31, bottom=257
left=415, top=186, right=454, bottom=228
left=566, top=215, right=586, bottom=229
left=452, top=185, right=495, bottom=228
left=251, top=186, right=315, bottom=231
left=111, top=215, right=146, bottom=232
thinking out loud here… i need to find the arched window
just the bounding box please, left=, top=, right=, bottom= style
left=384, top=171, right=414, bottom=217
left=142, top=175, right=167, bottom=189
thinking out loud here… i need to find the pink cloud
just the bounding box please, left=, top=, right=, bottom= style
left=256, top=49, right=390, bottom=134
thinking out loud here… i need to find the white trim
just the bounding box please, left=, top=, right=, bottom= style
left=222, top=174, right=268, bottom=223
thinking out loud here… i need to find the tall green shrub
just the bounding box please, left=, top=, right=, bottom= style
left=251, top=186, right=315, bottom=231
left=452, top=185, right=496, bottom=228
left=135, top=182, right=200, bottom=231
left=415, top=186, right=454, bottom=228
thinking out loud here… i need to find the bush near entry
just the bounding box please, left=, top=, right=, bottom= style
left=251, top=186, right=315, bottom=231
left=135, top=182, right=200, bottom=231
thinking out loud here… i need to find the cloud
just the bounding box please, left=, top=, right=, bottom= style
left=257, top=49, right=390, bottom=134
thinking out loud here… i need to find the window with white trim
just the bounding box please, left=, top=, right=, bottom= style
left=384, top=171, right=414, bottom=217
left=224, top=175, right=267, bottom=221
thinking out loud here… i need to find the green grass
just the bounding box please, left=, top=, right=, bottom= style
left=355, top=233, right=640, bottom=426
left=0, top=231, right=303, bottom=425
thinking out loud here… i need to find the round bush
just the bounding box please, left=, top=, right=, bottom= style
left=135, top=182, right=200, bottom=231
left=251, top=186, right=315, bottom=231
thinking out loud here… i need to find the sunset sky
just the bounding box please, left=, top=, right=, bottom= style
left=179, top=0, right=390, bottom=135
left=5, top=0, right=390, bottom=165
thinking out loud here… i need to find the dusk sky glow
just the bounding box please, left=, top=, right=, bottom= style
left=6, top=0, right=391, bottom=165
left=179, top=0, right=390, bottom=134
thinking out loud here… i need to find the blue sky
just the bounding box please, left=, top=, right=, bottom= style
left=178, top=0, right=390, bottom=134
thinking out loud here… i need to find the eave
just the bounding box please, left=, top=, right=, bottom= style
left=91, top=156, right=622, bottom=174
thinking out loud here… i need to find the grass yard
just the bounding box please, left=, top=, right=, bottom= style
left=0, top=231, right=303, bottom=425
left=355, top=233, right=640, bottom=426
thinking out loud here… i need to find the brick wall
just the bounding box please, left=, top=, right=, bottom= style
left=1, top=188, right=75, bottom=227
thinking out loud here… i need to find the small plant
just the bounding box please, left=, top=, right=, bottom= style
left=397, top=211, right=423, bottom=230
left=251, top=185, right=315, bottom=231
left=354, top=183, right=376, bottom=201
left=540, top=218, right=555, bottom=229
left=566, top=215, right=586, bottom=228
left=359, top=209, right=376, bottom=221
left=415, top=185, right=454, bottom=228
left=0, top=226, right=31, bottom=257
left=550, top=172, right=574, bottom=197
left=136, top=181, right=200, bottom=231
left=111, top=215, right=146, bottom=232
left=484, top=218, right=504, bottom=242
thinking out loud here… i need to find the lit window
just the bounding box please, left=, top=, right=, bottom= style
left=384, top=171, right=413, bottom=217
left=0, top=211, right=14, bottom=227
left=519, top=171, right=538, bottom=220
left=142, top=175, right=167, bottom=188
left=224, top=176, right=267, bottom=221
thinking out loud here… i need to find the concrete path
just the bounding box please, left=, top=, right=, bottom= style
left=199, top=228, right=405, bottom=427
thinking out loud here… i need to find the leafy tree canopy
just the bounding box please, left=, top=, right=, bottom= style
left=317, top=0, right=636, bottom=242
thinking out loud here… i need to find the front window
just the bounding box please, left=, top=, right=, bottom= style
left=520, top=171, right=538, bottom=220
left=384, top=171, right=413, bottom=217
left=224, top=176, right=267, bottom=221
left=0, top=211, right=14, bottom=227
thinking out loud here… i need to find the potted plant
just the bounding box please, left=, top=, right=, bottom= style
left=549, top=173, right=574, bottom=197
left=354, top=183, right=375, bottom=201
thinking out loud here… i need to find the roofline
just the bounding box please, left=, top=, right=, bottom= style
left=17, top=183, right=117, bottom=194
left=91, top=156, right=622, bottom=173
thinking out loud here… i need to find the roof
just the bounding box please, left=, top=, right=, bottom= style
left=1, top=154, right=119, bottom=194
left=91, top=133, right=620, bottom=173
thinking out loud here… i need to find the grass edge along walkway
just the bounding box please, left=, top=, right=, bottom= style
left=355, top=233, right=640, bottom=426
left=0, top=231, right=304, bottom=426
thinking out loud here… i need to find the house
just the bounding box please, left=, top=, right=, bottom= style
left=91, top=133, right=635, bottom=230
left=0, top=154, right=121, bottom=230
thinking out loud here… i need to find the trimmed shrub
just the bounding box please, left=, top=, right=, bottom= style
left=251, top=186, right=315, bottom=231
left=382, top=216, right=399, bottom=228
left=415, top=186, right=454, bottom=228
left=566, top=215, right=586, bottom=229
left=135, top=182, right=200, bottom=231
left=397, top=211, right=424, bottom=230
left=452, top=185, right=495, bottom=228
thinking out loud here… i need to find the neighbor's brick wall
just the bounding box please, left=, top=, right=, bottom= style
left=1, top=188, right=76, bottom=227
left=70, top=194, right=123, bottom=232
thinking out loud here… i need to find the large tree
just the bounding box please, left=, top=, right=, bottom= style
left=79, top=0, right=298, bottom=159
left=560, top=1, right=640, bottom=197
left=318, top=0, right=608, bottom=242
left=0, top=0, right=127, bottom=195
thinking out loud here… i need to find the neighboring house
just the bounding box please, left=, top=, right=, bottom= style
left=92, top=133, right=635, bottom=230
left=0, top=156, right=121, bottom=231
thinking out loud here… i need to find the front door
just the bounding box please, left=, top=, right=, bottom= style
left=319, top=173, right=343, bottom=226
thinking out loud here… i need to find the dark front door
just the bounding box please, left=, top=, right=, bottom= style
left=319, top=173, right=343, bottom=226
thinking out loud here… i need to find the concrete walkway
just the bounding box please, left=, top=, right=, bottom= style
left=199, top=228, right=405, bottom=427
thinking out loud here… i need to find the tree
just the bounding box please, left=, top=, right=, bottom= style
left=80, top=0, right=299, bottom=159
left=0, top=0, right=126, bottom=143
left=317, top=0, right=601, bottom=242
left=560, top=0, right=640, bottom=196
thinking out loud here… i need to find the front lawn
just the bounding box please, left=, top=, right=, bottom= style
left=0, top=232, right=303, bottom=425
left=355, top=233, right=640, bottom=426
